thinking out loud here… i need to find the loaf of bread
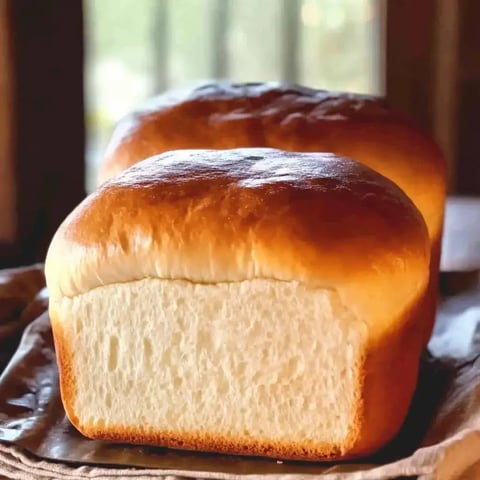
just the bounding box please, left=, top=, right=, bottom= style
left=46, top=148, right=430, bottom=461
left=99, top=82, right=447, bottom=343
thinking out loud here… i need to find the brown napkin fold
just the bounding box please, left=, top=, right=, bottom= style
left=1, top=265, right=480, bottom=480
left=0, top=265, right=46, bottom=374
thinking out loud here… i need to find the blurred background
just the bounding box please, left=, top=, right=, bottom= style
left=0, top=0, right=478, bottom=268
left=84, top=0, right=382, bottom=191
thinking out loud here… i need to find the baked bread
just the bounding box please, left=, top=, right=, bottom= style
left=46, top=148, right=430, bottom=461
left=98, top=82, right=447, bottom=343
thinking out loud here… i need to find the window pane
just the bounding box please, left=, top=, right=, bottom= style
left=84, top=0, right=155, bottom=191
left=167, top=0, right=212, bottom=88
left=228, top=0, right=282, bottom=82
left=300, top=0, right=380, bottom=93
left=84, top=0, right=381, bottom=191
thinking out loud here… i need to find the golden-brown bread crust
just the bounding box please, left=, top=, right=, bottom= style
left=46, top=148, right=430, bottom=460
left=99, top=82, right=446, bottom=240
left=46, top=149, right=430, bottom=460
left=47, top=148, right=429, bottom=327
left=99, top=82, right=447, bottom=342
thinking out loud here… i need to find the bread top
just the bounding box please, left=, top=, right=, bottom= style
left=99, top=82, right=447, bottom=242
left=47, top=148, right=430, bottom=333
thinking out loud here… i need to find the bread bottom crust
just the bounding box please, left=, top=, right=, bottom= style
left=76, top=423, right=348, bottom=461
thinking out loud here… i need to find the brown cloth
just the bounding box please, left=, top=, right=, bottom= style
left=1, top=265, right=480, bottom=480
left=0, top=264, right=45, bottom=373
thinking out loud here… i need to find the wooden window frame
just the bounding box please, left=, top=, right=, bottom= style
left=0, top=0, right=85, bottom=268
left=385, top=0, right=480, bottom=195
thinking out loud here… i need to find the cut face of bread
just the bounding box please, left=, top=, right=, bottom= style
left=55, top=279, right=365, bottom=458
left=46, top=148, right=430, bottom=460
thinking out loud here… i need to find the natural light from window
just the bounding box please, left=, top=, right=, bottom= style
left=84, top=0, right=382, bottom=191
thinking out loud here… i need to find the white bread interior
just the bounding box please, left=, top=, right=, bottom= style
left=55, top=279, right=364, bottom=456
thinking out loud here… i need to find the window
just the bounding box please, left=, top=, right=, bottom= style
left=84, top=0, right=382, bottom=191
